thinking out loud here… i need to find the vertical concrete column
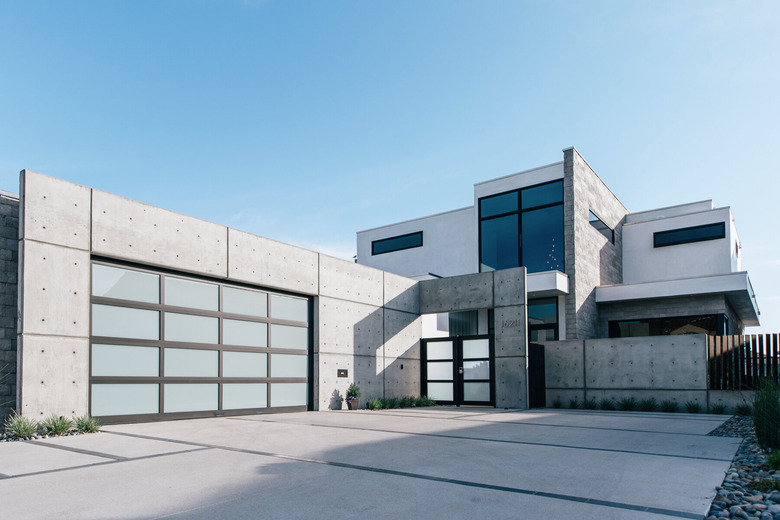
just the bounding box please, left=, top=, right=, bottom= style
left=18, top=171, right=92, bottom=418
left=493, top=267, right=528, bottom=409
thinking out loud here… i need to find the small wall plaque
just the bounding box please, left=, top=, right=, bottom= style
left=337, top=369, right=348, bottom=378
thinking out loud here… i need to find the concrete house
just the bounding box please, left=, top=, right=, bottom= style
left=357, top=147, right=759, bottom=342
left=0, top=147, right=761, bottom=423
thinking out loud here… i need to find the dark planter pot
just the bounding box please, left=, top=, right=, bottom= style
left=347, top=398, right=360, bottom=410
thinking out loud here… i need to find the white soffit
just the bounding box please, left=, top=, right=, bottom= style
left=527, top=271, right=569, bottom=298
left=595, top=272, right=760, bottom=326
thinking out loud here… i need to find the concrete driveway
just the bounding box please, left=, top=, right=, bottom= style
left=0, top=408, right=739, bottom=519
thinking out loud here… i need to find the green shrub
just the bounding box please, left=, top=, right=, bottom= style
left=3, top=412, right=38, bottom=439
left=368, top=398, right=384, bottom=410
left=638, top=398, right=658, bottom=412
left=617, top=397, right=637, bottom=411
left=552, top=397, right=562, bottom=409
left=385, top=397, right=400, bottom=409
left=767, top=451, right=780, bottom=471
left=753, top=378, right=780, bottom=451
left=400, top=396, right=415, bottom=408
left=568, top=398, right=581, bottom=409
left=735, top=403, right=753, bottom=416
left=41, top=415, right=74, bottom=436
left=710, top=404, right=727, bottom=415
left=599, top=398, right=615, bottom=410
left=660, top=400, right=679, bottom=413
left=75, top=415, right=101, bottom=433
left=415, top=396, right=435, bottom=407
left=684, top=401, right=702, bottom=414
left=583, top=398, right=598, bottom=410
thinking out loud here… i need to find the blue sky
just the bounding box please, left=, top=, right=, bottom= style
left=1, top=1, right=778, bottom=332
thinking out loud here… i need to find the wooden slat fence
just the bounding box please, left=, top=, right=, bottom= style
left=708, top=334, right=780, bottom=390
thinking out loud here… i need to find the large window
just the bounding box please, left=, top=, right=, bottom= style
left=372, top=231, right=423, bottom=255
left=479, top=180, right=564, bottom=273
left=608, top=314, right=728, bottom=338
left=653, top=222, right=725, bottom=248
left=90, top=261, right=310, bottom=421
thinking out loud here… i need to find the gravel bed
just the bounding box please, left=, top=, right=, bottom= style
left=1, top=430, right=86, bottom=442
left=707, top=415, right=780, bottom=519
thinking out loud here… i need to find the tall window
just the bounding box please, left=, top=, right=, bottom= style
left=479, top=180, right=564, bottom=273
left=528, top=298, right=558, bottom=342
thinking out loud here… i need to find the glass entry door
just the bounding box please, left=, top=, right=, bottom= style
left=422, top=335, right=494, bottom=406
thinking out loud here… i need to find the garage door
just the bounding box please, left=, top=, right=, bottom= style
left=89, top=261, right=311, bottom=423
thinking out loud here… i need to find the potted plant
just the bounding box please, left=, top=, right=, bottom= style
left=346, top=383, right=360, bottom=410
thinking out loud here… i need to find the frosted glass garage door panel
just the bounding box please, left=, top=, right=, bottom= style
left=270, top=354, right=308, bottom=378
left=92, top=344, right=159, bottom=377
left=223, top=287, right=267, bottom=317
left=427, top=383, right=453, bottom=401
left=426, top=342, right=453, bottom=360
left=464, top=382, right=490, bottom=402
left=462, top=339, right=490, bottom=359
left=426, top=362, right=453, bottom=381
left=92, top=304, right=159, bottom=340
left=164, top=348, right=218, bottom=377
left=223, top=351, right=267, bottom=377
left=270, top=324, right=308, bottom=350
left=164, top=313, right=218, bottom=344
left=92, top=264, right=160, bottom=304
left=269, top=295, right=308, bottom=322
left=223, top=319, right=267, bottom=348
left=164, top=277, right=219, bottom=311
left=270, top=383, right=307, bottom=407
left=164, top=384, right=218, bottom=413
left=91, top=384, right=159, bottom=416
left=223, top=383, right=268, bottom=410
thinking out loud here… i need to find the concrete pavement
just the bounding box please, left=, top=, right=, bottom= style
left=0, top=408, right=740, bottom=519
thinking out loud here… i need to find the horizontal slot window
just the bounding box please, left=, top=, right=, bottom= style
left=653, top=222, right=725, bottom=248
left=371, top=231, right=423, bottom=255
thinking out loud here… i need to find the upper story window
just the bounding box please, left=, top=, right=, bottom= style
left=653, top=222, right=725, bottom=248
left=371, top=231, right=423, bottom=255
left=479, top=180, right=564, bottom=273
left=588, top=210, right=614, bottom=244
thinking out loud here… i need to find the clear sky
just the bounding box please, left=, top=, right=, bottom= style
left=1, top=1, right=778, bottom=332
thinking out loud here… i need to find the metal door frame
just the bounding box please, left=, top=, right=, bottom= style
left=421, top=334, right=495, bottom=406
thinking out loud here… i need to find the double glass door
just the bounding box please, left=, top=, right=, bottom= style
left=422, top=335, right=494, bottom=406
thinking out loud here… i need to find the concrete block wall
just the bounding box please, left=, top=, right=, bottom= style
left=543, top=335, right=709, bottom=408
left=562, top=147, right=628, bottom=341
left=0, top=194, right=19, bottom=416
left=17, top=170, right=424, bottom=418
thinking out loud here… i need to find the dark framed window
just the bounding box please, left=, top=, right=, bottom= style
left=528, top=297, right=558, bottom=342
left=478, top=180, right=564, bottom=273
left=608, top=314, right=728, bottom=338
left=653, top=222, right=725, bottom=248
left=372, top=231, right=423, bottom=255
left=588, top=210, right=614, bottom=244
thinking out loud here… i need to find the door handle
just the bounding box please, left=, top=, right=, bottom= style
left=458, top=367, right=463, bottom=374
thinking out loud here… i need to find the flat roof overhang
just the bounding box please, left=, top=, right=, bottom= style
left=527, top=270, right=569, bottom=298
left=595, top=272, right=760, bottom=327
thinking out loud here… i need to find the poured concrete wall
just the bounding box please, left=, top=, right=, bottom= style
left=420, top=267, right=528, bottom=408
left=18, top=170, right=425, bottom=418
left=0, top=194, right=19, bottom=417
left=542, top=335, right=708, bottom=408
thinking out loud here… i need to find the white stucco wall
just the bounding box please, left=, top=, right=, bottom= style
left=356, top=206, right=476, bottom=278
left=622, top=206, right=736, bottom=284
left=473, top=161, right=564, bottom=201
